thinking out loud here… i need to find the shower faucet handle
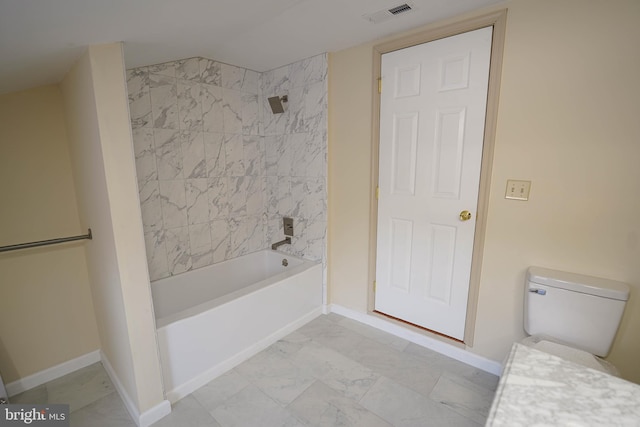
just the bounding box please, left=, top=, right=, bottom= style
left=283, top=217, right=294, bottom=237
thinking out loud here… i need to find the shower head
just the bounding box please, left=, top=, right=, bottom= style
left=268, top=95, right=288, bottom=114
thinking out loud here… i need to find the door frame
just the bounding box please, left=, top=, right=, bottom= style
left=367, top=9, right=508, bottom=346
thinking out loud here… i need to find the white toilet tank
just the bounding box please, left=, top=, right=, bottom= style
left=525, top=266, right=630, bottom=357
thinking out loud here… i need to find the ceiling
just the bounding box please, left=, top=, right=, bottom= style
left=0, top=0, right=503, bottom=95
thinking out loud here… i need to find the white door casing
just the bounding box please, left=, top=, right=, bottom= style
left=375, top=27, right=493, bottom=340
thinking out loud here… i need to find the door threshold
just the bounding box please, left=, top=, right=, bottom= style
left=373, top=310, right=465, bottom=345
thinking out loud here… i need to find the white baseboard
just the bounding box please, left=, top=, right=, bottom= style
left=329, top=304, right=503, bottom=376
left=6, top=350, right=101, bottom=397
left=100, top=351, right=171, bottom=427
left=166, top=307, right=322, bottom=403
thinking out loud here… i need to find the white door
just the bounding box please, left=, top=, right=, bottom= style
left=375, top=27, right=492, bottom=340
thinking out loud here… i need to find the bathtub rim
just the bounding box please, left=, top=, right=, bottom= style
left=153, top=250, right=320, bottom=328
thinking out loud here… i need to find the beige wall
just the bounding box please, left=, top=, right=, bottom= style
left=0, top=86, right=100, bottom=383
left=328, top=0, right=640, bottom=383
left=61, top=43, right=165, bottom=412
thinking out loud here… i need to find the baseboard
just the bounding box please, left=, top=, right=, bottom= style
left=165, top=306, right=322, bottom=403
left=100, top=351, right=171, bottom=427
left=329, top=304, right=503, bottom=376
left=6, top=350, right=101, bottom=397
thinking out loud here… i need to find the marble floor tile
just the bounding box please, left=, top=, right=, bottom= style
left=404, top=342, right=500, bottom=391
left=360, top=376, right=481, bottom=427
left=342, top=334, right=442, bottom=397
left=290, top=341, right=380, bottom=401
left=210, top=384, right=303, bottom=427
left=234, top=349, right=315, bottom=406
left=192, top=369, right=250, bottom=412
left=336, top=317, right=410, bottom=352
left=429, top=372, right=495, bottom=424
left=288, top=381, right=391, bottom=427
left=296, top=316, right=368, bottom=356
left=265, top=331, right=311, bottom=359
left=47, top=362, right=115, bottom=412
left=9, top=384, right=48, bottom=405
left=151, top=395, right=220, bottom=427
left=69, top=391, right=136, bottom=427
left=10, top=313, right=497, bottom=427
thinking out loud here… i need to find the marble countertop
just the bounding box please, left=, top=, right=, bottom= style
left=486, top=343, right=640, bottom=426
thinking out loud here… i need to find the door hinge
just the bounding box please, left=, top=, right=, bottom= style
left=376, top=186, right=379, bottom=199
left=378, top=77, right=382, bottom=94
left=373, top=280, right=377, bottom=292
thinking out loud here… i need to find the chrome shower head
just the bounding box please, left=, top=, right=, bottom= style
left=268, top=95, right=288, bottom=114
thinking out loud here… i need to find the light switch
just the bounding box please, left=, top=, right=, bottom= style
left=505, top=180, right=531, bottom=201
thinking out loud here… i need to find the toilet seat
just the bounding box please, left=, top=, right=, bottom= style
left=521, top=336, right=619, bottom=376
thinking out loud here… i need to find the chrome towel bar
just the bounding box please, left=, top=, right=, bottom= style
left=0, top=229, right=92, bottom=253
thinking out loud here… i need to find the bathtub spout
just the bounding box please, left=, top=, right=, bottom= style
left=271, top=237, right=291, bottom=250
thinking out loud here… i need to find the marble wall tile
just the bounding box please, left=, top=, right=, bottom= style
left=200, top=58, right=221, bottom=86
left=159, top=180, right=188, bottom=229
left=304, top=81, right=327, bottom=135
left=288, top=60, right=306, bottom=90
left=224, top=134, right=245, bottom=176
left=246, top=216, right=266, bottom=253
left=291, top=177, right=325, bottom=219
left=211, top=219, right=231, bottom=263
left=165, top=226, right=192, bottom=275
left=177, top=80, right=203, bottom=131
left=229, top=218, right=248, bottom=258
left=245, top=176, right=266, bottom=217
left=266, top=176, right=292, bottom=216
left=263, top=98, right=288, bottom=136
left=262, top=66, right=290, bottom=96
left=132, top=128, right=157, bottom=183
left=207, top=177, right=229, bottom=220
left=176, top=57, right=201, bottom=81
left=227, top=177, right=248, bottom=218
left=222, top=89, right=243, bottom=134
left=144, top=230, right=169, bottom=281
left=149, top=62, right=177, bottom=78
left=243, top=135, right=264, bottom=176
left=202, top=84, right=224, bottom=133
left=189, top=223, right=213, bottom=269
left=242, top=69, right=260, bottom=95
left=127, top=68, right=152, bottom=129
left=138, top=180, right=163, bottom=232
left=180, top=131, right=207, bottom=179
left=186, top=179, right=210, bottom=225
left=242, top=93, right=260, bottom=135
left=154, top=129, right=183, bottom=180
left=203, top=132, right=225, bottom=177
left=130, top=54, right=327, bottom=278
left=303, top=218, right=325, bottom=262
left=150, top=73, right=178, bottom=129
left=221, top=63, right=244, bottom=91
left=286, top=87, right=305, bottom=134
left=306, top=54, right=327, bottom=85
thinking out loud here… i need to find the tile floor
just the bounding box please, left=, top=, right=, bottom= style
left=10, top=314, right=499, bottom=426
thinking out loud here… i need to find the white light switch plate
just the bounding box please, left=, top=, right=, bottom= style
left=505, top=180, right=531, bottom=201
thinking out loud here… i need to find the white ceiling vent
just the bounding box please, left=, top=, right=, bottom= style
left=363, top=3, right=416, bottom=24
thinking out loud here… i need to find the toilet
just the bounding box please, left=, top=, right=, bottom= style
left=523, top=266, right=630, bottom=375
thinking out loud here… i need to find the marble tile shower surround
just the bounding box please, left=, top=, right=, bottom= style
left=127, top=55, right=327, bottom=281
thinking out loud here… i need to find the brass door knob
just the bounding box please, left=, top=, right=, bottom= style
left=459, top=210, right=472, bottom=221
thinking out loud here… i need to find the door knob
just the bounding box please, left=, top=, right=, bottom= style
left=459, top=210, right=472, bottom=221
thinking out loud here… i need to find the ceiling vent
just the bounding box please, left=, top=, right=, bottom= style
left=363, top=3, right=416, bottom=24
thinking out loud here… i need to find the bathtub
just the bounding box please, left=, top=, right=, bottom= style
left=151, top=250, right=322, bottom=402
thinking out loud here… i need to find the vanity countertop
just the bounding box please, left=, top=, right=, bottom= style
left=486, top=342, right=640, bottom=426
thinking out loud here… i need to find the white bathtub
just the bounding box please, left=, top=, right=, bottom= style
left=151, top=250, right=322, bottom=402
